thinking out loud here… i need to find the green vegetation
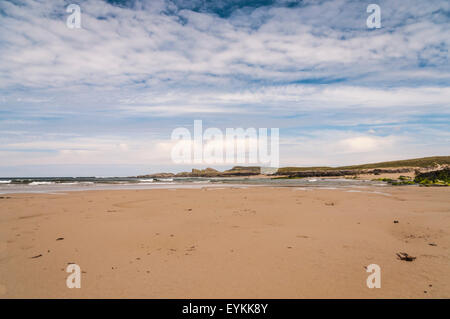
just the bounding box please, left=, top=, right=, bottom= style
left=414, top=169, right=450, bottom=186
left=371, top=169, right=449, bottom=186
left=277, top=156, right=450, bottom=173
left=338, top=156, right=450, bottom=169
left=373, top=178, right=395, bottom=182
left=276, top=166, right=333, bottom=174
left=390, top=180, right=416, bottom=186
left=390, top=175, right=415, bottom=185
left=372, top=177, right=415, bottom=185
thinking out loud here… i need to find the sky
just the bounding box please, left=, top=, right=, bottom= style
left=0, top=0, right=449, bottom=176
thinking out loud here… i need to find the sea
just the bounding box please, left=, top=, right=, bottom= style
left=0, top=176, right=390, bottom=194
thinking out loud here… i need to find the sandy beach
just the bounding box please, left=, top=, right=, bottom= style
left=0, top=186, right=449, bottom=298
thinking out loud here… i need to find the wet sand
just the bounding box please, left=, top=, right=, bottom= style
left=0, top=186, right=449, bottom=298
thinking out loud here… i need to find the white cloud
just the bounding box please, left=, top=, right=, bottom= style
left=338, top=136, right=396, bottom=153
left=0, top=0, right=448, bottom=90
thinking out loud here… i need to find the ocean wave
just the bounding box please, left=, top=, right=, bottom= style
left=0, top=180, right=11, bottom=184
left=139, top=179, right=154, bottom=183
left=156, top=178, right=173, bottom=182
left=192, top=180, right=210, bottom=184
left=29, top=181, right=55, bottom=185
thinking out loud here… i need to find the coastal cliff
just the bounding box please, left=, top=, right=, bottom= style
left=137, top=166, right=261, bottom=178
left=136, top=156, right=450, bottom=179
left=274, top=167, right=414, bottom=178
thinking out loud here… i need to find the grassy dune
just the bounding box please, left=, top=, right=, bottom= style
left=277, top=156, right=450, bottom=174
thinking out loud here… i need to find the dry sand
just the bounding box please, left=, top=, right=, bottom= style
left=0, top=186, right=449, bottom=298
left=355, top=172, right=416, bottom=180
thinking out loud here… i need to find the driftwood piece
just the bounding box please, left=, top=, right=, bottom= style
left=396, top=252, right=416, bottom=261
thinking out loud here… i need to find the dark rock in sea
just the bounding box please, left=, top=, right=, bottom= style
left=137, top=172, right=175, bottom=178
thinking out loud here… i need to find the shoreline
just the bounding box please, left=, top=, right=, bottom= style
left=0, top=179, right=404, bottom=196
left=0, top=176, right=391, bottom=195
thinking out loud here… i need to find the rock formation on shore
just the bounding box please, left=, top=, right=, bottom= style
left=414, top=168, right=450, bottom=186
left=136, top=156, right=449, bottom=179
left=137, top=166, right=261, bottom=178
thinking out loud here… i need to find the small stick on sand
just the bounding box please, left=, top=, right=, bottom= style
left=396, top=252, right=416, bottom=262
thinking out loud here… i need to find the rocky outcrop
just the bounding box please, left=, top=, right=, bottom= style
left=138, top=166, right=261, bottom=178
left=414, top=168, right=450, bottom=186
left=220, top=166, right=260, bottom=176
left=137, top=172, right=175, bottom=178
left=137, top=163, right=449, bottom=179
left=176, top=168, right=221, bottom=177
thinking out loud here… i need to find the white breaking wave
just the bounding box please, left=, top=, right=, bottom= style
left=139, top=179, right=154, bottom=182
left=192, top=180, right=210, bottom=184
left=29, top=181, right=55, bottom=185
left=0, top=180, right=11, bottom=184
left=157, top=178, right=173, bottom=182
